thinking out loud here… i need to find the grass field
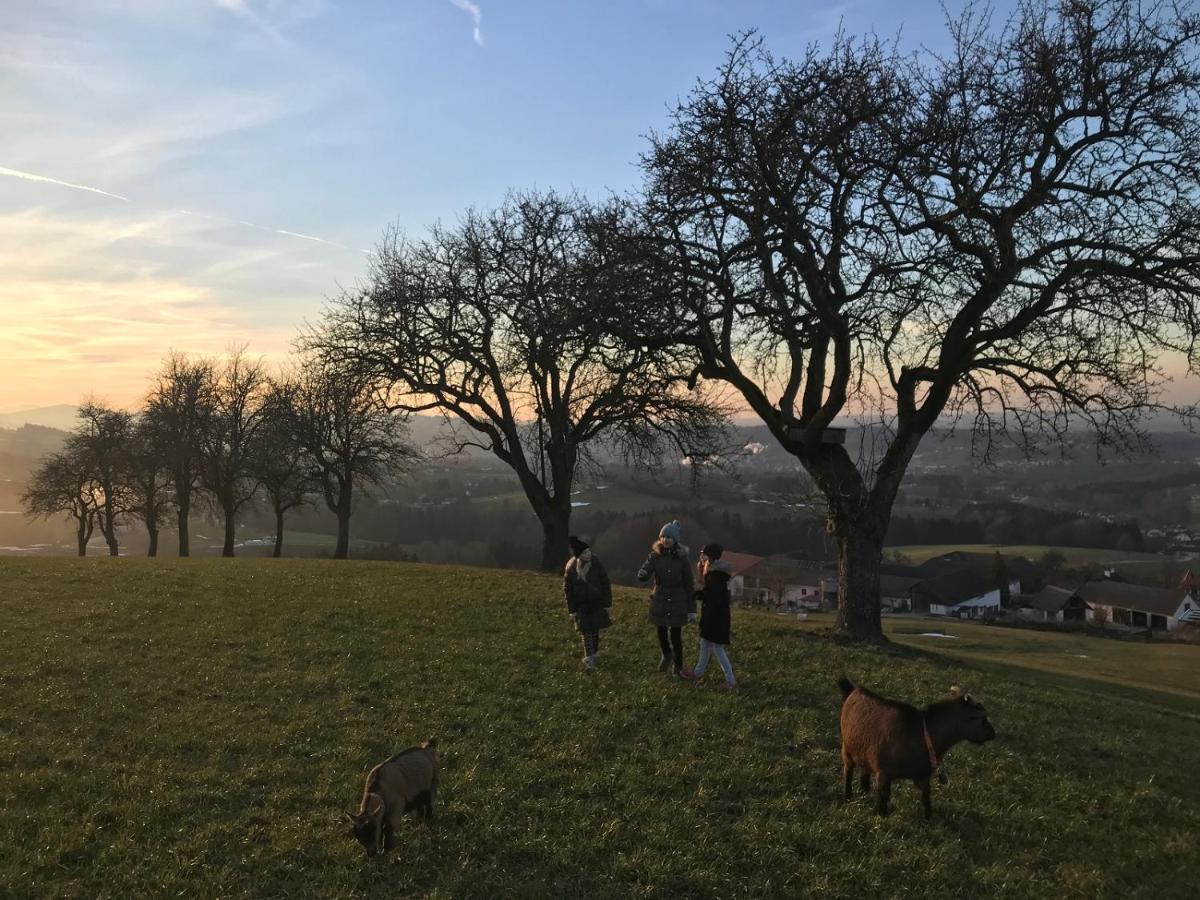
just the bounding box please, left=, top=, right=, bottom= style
left=2, top=558, right=1198, bottom=898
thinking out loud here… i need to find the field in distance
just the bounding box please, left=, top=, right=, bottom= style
left=1, top=558, right=1196, bottom=898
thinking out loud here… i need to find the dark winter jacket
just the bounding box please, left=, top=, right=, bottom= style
left=564, top=552, right=613, bottom=633
left=637, top=540, right=695, bottom=628
left=697, top=560, right=735, bottom=645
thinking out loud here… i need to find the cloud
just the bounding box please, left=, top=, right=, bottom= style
left=0, top=166, right=129, bottom=202
left=447, top=0, right=484, bottom=46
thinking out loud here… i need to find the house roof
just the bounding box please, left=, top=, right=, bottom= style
left=920, top=551, right=1041, bottom=588
left=1182, top=569, right=1200, bottom=591
left=721, top=551, right=766, bottom=578
left=743, top=556, right=827, bottom=588
left=917, top=567, right=999, bottom=607
left=1028, top=585, right=1079, bottom=613
left=1075, top=580, right=1186, bottom=618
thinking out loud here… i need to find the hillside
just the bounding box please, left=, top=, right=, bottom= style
left=1, top=558, right=1197, bottom=898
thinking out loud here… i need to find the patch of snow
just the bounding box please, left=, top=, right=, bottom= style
left=571, top=501, right=591, bottom=508
left=917, top=632, right=959, bottom=639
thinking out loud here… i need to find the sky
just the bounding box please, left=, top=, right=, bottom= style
left=11, top=0, right=1187, bottom=418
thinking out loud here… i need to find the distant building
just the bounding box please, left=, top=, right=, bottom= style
left=1075, top=580, right=1200, bottom=631
left=1019, top=585, right=1090, bottom=623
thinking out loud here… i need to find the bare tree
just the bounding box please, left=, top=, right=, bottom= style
left=200, top=348, right=270, bottom=557
left=633, top=2, right=1200, bottom=640
left=124, top=416, right=174, bottom=557
left=22, top=450, right=100, bottom=556
left=70, top=400, right=134, bottom=557
left=145, top=354, right=216, bottom=557
left=285, top=358, right=416, bottom=559
left=311, top=191, right=727, bottom=570
left=252, top=379, right=317, bottom=558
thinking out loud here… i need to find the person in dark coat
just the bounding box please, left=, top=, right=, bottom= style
left=636, top=520, right=695, bottom=675
left=564, top=536, right=612, bottom=669
left=683, top=542, right=737, bottom=688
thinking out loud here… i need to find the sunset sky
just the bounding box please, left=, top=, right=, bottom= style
left=9, top=1, right=1195, bottom=417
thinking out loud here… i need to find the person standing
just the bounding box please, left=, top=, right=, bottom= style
left=564, top=536, right=612, bottom=670
left=636, top=520, right=695, bottom=676
left=684, top=542, right=737, bottom=689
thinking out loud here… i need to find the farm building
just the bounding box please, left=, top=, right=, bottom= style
left=1019, top=585, right=1091, bottom=623
left=735, top=556, right=828, bottom=609
left=1076, top=579, right=1200, bottom=631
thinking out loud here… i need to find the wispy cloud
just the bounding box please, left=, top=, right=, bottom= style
left=0, top=166, right=129, bottom=202
left=447, top=0, right=484, bottom=46
left=213, top=0, right=285, bottom=43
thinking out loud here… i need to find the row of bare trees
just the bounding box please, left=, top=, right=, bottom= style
left=22, top=350, right=415, bottom=559
left=312, top=0, right=1200, bottom=640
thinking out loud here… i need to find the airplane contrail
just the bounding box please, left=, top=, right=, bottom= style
left=0, top=166, right=130, bottom=202
left=3, top=165, right=355, bottom=253
left=448, top=0, right=484, bottom=46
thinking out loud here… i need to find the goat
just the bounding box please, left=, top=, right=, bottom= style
left=347, top=739, right=439, bottom=857
left=838, top=678, right=995, bottom=818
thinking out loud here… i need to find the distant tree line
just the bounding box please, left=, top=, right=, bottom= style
left=22, top=348, right=415, bottom=559
left=886, top=502, right=1144, bottom=552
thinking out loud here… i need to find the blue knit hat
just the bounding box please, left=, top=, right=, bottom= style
left=659, top=520, right=682, bottom=543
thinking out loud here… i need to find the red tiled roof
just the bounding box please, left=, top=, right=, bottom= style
left=721, top=551, right=766, bottom=577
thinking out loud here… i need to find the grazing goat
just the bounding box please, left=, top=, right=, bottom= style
left=838, top=678, right=995, bottom=818
left=347, top=739, right=439, bottom=857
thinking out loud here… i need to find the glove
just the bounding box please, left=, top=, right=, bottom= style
left=687, top=612, right=698, bottom=625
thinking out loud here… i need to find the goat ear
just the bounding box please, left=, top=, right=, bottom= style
left=345, top=812, right=358, bottom=824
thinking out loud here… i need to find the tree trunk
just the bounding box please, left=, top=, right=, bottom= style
left=103, top=503, right=119, bottom=556
left=147, top=524, right=159, bottom=557
left=334, top=509, right=351, bottom=559
left=538, top=506, right=572, bottom=572
left=177, top=501, right=190, bottom=557
left=273, top=508, right=284, bottom=558
left=833, top=521, right=885, bottom=642
left=76, top=517, right=89, bottom=557
left=222, top=500, right=236, bottom=557
left=333, top=483, right=352, bottom=560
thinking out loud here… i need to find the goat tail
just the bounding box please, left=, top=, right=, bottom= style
left=837, top=676, right=855, bottom=700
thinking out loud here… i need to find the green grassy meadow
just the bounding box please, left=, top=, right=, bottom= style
left=2, top=558, right=1198, bottom=898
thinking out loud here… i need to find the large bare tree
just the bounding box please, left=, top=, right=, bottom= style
left=22, top=450, right=100, bottom=556
left=252, top=380, right=317, bottom=558
left=200, top=348, right=270, bottom=557
left=634, top=1, right=1200, bottom=640
left=284, top=358, right=416, bottom=559
left=312, top=191, right=726, bottom=570
left=124, top=416, right=174, bottom=557
left=69, top=401, right=134, bottom=557
left=145, top=354, right=216, bottom=557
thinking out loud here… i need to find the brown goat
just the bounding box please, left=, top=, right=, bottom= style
left=347, top=739, right=439, bottom=858
left=838, top=677, right=995, bottom=818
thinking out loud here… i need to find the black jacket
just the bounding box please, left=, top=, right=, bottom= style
left=697, top=562, right=734, bottom=644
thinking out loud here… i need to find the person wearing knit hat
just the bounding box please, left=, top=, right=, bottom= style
left=683, top=542, right=737, bottom=689
left=636, top=519, right=696, bottom=675
left=563, top=535, right=611, bottom=670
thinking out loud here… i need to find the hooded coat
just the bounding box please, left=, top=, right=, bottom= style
left=637, top=540, right=695, bottom=627
left=564, top=552, right=613, bottom=633
left=697, top=559, right=735, bottom=645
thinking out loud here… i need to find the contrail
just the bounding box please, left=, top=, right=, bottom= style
left=179, top=210, right=353, bottom=251
left=0, top=166, right=130, bottom=202
left=447, top=0, right=484, bottom=46
left=1, top=167, right=353, bottom=253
